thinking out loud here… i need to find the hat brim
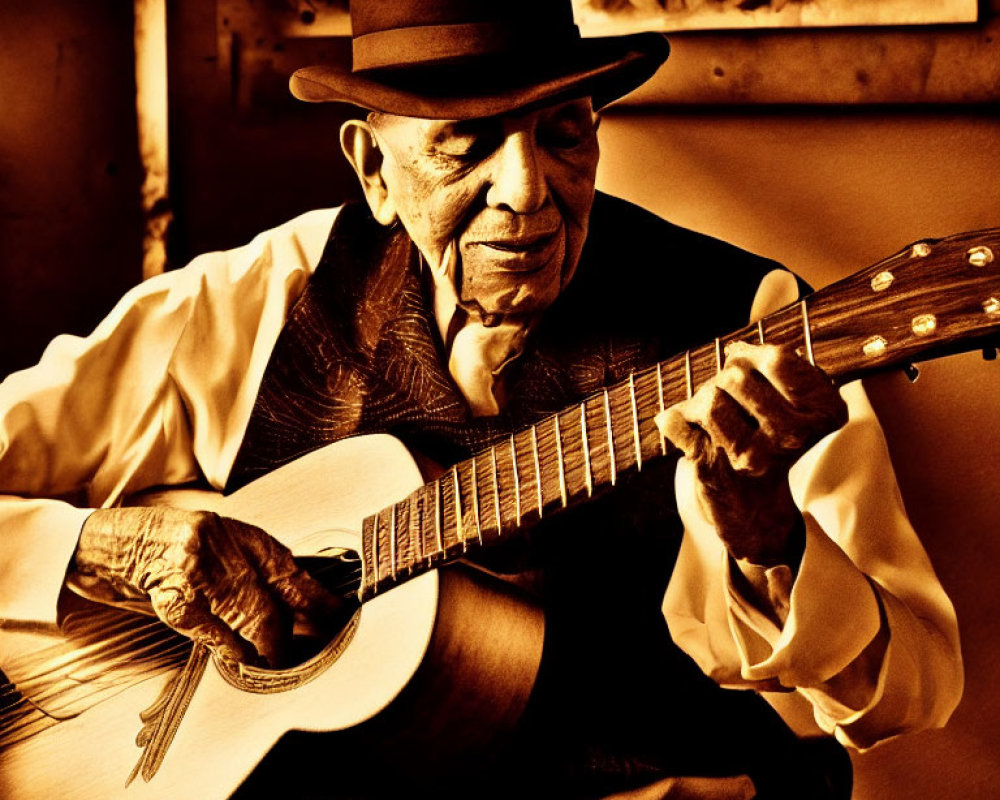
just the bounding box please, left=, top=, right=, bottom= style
left=289, top=32, right=668, bottom=120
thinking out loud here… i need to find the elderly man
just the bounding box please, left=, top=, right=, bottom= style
left=0, top=1, right=961, bottom=798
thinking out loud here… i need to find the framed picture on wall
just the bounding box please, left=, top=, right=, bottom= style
left=573, top=0, right=978, bottom=35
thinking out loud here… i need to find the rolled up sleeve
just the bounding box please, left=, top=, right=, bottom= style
left=664, top=381, right=963, bottom=749
left=0, top=208, right=336, bottom=625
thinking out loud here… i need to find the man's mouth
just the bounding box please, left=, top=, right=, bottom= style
left=469, top=226, right=563, bottom=270
left=479, top=229, right=558, bottom=253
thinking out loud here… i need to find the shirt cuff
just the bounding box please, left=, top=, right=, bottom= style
left=814, top=585, right=960, bottom=750
left=0, top=499, right=93, bottom=625
left=725, top=512, right=882, bottom=688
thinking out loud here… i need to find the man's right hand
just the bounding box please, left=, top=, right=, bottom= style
left=69, top=507, right=342, bottom=667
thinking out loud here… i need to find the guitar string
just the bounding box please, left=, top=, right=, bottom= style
left=0, top=638, right=194, bottom=736
left=0, top=561, right=365, bottom=736
left=10, top=625, right=189, bottom=699
left=0, top=640, right=192, bottom=724
left=0, top=611, right=176, bottom=694
left=0, top=630, right=190, bottom=713
left=0, top=648, right=193, bottom=740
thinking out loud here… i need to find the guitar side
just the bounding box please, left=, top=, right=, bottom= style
left=0, top=434, right=544, bottom=800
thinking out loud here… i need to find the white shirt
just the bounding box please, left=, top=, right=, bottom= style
left=0, top=206, right=962, bottom=751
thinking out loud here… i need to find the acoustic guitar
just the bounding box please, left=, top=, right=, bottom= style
left=1, top=228, right=997, bottom=799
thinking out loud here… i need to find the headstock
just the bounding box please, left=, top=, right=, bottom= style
left=804, top=228, right=1000, bottom=384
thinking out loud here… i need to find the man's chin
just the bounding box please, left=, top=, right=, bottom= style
left=462, top=275, right=562, bottom=319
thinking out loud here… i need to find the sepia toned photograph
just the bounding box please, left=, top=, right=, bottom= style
left=574, top=0, right=978, bottom=34
left=0, top=1, right=998, bottom=799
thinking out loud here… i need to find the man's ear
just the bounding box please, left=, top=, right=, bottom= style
left=340, top=119, right=397, bottom=227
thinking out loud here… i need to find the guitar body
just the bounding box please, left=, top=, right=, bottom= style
left=0, top=434, right=545, bottom=800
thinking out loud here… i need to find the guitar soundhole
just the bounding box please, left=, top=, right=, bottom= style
left=288, top=552, right=363, bottom=664
left=212, top=550, right=364, bottom=692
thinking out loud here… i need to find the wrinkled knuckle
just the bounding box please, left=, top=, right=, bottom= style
left=708, top=385, right=730, bottom=414
left=231, top=612, right=260, bottom=643
left=225, top=517, right=258, bottom=543
left=717, top=365, right=744, bottom=395
left=153, top=586, right=197, bottom=628
left=725, top=340, right=753, bottom=358
left=181, top=511, right=219, bottom=551
left=267, top=539, right=297, bottom=569
left=272, top=575, right=307, bottom=607
left=660, top=407, right=688, bottom=438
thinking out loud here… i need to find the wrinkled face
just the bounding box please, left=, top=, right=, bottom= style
left=369, top=99, right=600, bottom=318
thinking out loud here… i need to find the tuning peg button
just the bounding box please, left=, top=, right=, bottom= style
left=911, top=314, right=937, bottom=336
left=968, top=246, right=995, bottom=268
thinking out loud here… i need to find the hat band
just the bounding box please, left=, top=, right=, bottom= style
left=352, top=21, right=582, bottom=72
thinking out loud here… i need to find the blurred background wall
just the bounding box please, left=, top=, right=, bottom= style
left=0, top=2, right=997, bottom=797
left=598, top=108, right=1000, bottom=798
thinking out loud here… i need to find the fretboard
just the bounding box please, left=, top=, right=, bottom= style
left=359, top=227, right=1000, bottom=600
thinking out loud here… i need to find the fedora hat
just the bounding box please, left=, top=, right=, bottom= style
left=289, top=0, right=669, bottom=119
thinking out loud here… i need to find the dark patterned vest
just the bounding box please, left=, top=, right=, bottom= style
left=227, top=195, right=846, bottom=798
left=228, top=193, right=781, bottom=486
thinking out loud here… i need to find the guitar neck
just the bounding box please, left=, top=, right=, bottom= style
left=359, top=227, right=1000, bottom=601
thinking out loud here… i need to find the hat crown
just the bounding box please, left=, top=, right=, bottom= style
left=350, top=0, right=576, bottom=38
left=348, top=0, right=580, bottom=72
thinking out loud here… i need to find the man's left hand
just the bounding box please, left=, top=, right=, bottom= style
left=657, top=342, right=847, bottom=567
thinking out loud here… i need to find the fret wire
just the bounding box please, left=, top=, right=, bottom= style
left=684, top=350, right=693, bottom=399
left=453, top=465, right=465, bottom=552
left=367, top=516, right=376, bottom=589
left=603, top=388, right=617, bottom=486
left=580, top=403, right=593, bottom=496
left=510, top=434, right=521, bottom=526
left=531, top=423, right=543, bottom=517
left=434, top=478, right=443, bottom=561
left=373, top=512, right=383, bottom=589
left=389, top=505, right=397, bottom=582
left=491, top=446, right=502, bottom=534
left=410, top=492, right=423, bottom=567
left=655, top=362, right=667, bottom=456
left=471, top=457, right=483, bottom=546
left=554, top=415, right=568, bottom=507
left=800, top=299, right=816, bottom=365
left=629, top=371, right=642, bottom=471
left=375, top=509, right=389, bottom=584
left=364, top=516, right=378, bottom=594
left=715, top=337, right=723, bottom=373
left=757, top=318, right=766, bottom=344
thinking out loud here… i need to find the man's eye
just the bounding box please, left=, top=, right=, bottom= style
left=538, top=119, right=597, bottom=150
left=437, top=137, right=489, bottom=159
left=433, top=126, right=503, bottom=161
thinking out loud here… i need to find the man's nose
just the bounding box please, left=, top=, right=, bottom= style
left=485, top=131, right=547, bottom=214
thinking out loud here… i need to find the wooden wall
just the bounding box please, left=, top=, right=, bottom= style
left=0, top=1, right=144, bottom=376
